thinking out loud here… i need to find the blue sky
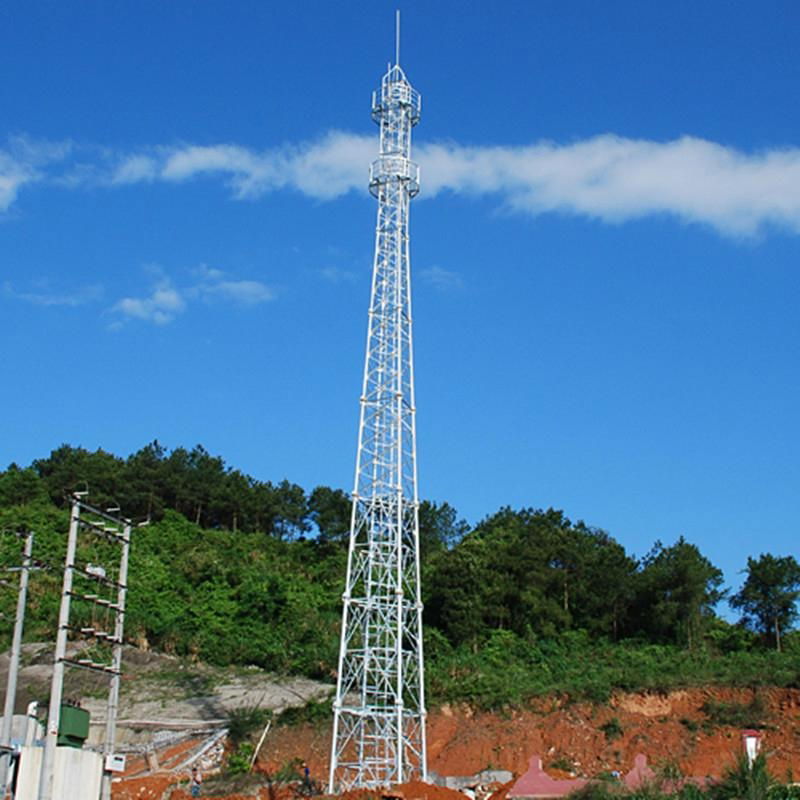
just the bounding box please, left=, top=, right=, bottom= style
left=2, top=1, right=800, bottom=602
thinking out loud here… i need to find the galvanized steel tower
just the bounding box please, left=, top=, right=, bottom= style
left=328, top=29, right=427, bottom=793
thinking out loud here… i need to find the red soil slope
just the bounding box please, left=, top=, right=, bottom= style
left=113, top=688, right=800, bottom=800
left=262, top=688, right=800, bottom=780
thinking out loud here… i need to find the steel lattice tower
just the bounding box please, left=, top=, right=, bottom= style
left=328, top=47, right=427, bottom=793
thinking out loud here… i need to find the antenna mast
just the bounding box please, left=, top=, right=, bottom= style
left=396, top=9, right=401, bottom=66
left=328, top=21, right=427, bottom=793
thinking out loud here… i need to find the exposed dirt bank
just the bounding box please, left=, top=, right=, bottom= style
left=112, top=685, right=800, bottom=799
left=260, top=687, right=800, bottom=782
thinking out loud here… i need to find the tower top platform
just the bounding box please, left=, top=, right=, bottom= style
left=372, top=63, right=421, bottom=126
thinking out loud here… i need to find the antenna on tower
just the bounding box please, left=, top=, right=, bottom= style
left=395, top=9, right=401, bottom=66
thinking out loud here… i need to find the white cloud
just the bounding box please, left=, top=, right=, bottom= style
left=105, top=132, right=800, bottom=237
left=111, top=155, right=158, bottom=185
left=191, top=263, right=274, bottom=305
left=419, top=266, right=463, bottom=290
left=192, top=264, right=225, bottom=281
left=141, top=132, right=372, bottom=200
left=413, top=135, right=800, bottom=235
left=285, top=132, right=373, bottom=199
left=3, top=281, right=102, bottom=307
left=160, top=144, right=278, bottom=198
left=110, top=265, right=273, bottom=326
left=201, top=278, right=273, bottom=305
left=112, top=278, right=186, bottom=325
left=320, top=266, right=357, bottom=283
left=0, top=163, right=31, bottom=211
left=8, top=130, right=800, bottom=237
left=0, top=137, right=71, bottom=211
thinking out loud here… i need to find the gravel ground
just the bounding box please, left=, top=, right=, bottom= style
left=0, top=642, right=333, bottom=747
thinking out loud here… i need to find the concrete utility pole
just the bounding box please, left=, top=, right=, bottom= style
left=38, top=499, right=80, bottom=800
left=0, top=530, right=34, bottom=796
left=100, top=518, right=130, bottom=800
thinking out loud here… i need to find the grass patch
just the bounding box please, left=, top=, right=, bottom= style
left=425, top=632, right=800, bottom=711
left=277, top=697, right=333, bottom=727
left=700, top=695, right=769, bottom=728
left=200, top=771, right=267, bottom=795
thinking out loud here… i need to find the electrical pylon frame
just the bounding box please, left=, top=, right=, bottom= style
left=328, top=59, right=427, bottom=792
left=38, top=494, right=131, bottom=800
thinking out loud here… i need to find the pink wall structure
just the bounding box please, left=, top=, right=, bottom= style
left=507, top=756, right=588, bottom=798
left=508, top=752, right=709, bottom=798
left=622, top=754, right=656, bottom=790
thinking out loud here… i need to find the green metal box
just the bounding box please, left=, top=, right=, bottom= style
left=57, top=704, right=90, bottom=748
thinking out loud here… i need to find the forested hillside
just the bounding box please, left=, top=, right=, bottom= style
left=0, top=443, right=798, bottom=708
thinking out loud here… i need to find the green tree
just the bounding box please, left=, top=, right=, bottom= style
left=425, top=507, right=637, bottom=645
left=0, top=465, right=49, bottom=506
left=272, top=480, right=310, bottom=539
left=424, top=532, right=492, bottom=646
left=185, top=445, right=227, bottom=526
left=555, top=524, right=637, bottom=639
left=309, top=486, right=351, bottom=543
left=33, top=444, right=124, bottom=508
left=223, top=469, right=253, bottom=533
left=633, top=537, right=725, bottom=648
left=121, top=440, right=169, bottom=520
left=731, top=553, right=800, bottom=652
left=418, top=500, right=468, bottom=560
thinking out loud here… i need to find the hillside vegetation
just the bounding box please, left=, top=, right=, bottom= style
left=0, top=442, right=798, bottom=709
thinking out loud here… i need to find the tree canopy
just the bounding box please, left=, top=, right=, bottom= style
left=731, top=553, right=800, bottom=651
left=0, top=442, right=797, bottom=707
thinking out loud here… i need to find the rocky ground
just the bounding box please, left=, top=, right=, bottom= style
left=0, top=643, right=331, bottom=748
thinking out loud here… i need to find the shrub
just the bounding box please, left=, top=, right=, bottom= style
left=550, top=755, right=575, bottom=773
left=226, top=705, right=270, bottom=747
left=226, top=742, right=254, bottom=776
left=701, top=696, right=768, bottom=729
left=277, top=697, right=332, bottom=727
left=570, top=783, right=617, bottom=800
left=600, top=717, right=624, bottom=741
left=709, top=753, right=774, bottom=800
left=275, top=757, right=305, bottom=782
